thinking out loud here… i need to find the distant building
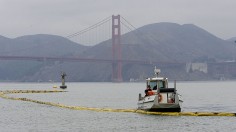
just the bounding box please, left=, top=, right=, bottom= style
left=186, top=63, right=208, bottom=73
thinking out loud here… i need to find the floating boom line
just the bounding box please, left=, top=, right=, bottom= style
left=1, top=90, right=236, bottom=117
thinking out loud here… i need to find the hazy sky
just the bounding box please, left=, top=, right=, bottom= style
left=0, top=0, right=236, bottom=43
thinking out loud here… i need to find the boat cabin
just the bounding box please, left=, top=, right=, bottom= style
left=145, top=76, right=176, bottom=96
left=146, top=77, right=168, bottom=90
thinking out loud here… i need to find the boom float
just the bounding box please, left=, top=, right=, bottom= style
left=0, top=90, right=235, bottom=117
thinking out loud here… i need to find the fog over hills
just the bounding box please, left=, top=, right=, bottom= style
left=0, top=23, right=235, bottom=82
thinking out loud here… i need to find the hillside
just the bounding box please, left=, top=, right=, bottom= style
left=0, top=34, right=88, bottom=56
left=0, top=23, right=236, bottom=82
left=123, top=23, right=235, bottom=62
left=0, top=34, right=88, bottom=81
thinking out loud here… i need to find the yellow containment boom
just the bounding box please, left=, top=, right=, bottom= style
left=0, top=90, right=235, bottom=117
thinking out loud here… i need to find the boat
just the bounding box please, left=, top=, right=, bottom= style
left=138, top=67, right=183, bottom=112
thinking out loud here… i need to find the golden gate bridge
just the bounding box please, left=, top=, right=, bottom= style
left=0, top=15, right=182, bottom=82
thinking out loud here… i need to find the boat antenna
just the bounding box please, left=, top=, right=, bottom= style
left=154, top=66, right=161, bottom=77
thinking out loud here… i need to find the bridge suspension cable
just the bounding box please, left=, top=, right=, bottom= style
left=120, top=15, right=161, bottom=45
left=67, top=16, right=112, bottom=46
left=120, top=16, right=137, bottom=31
left=66, top=15, right=146, bottom=46
left=67, top=16, right=111, bottom=38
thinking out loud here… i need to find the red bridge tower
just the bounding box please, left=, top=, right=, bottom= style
left=112, top=15, right=122, bottom=82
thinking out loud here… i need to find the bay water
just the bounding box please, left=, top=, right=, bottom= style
left=1, top=81, right=236, bottom=131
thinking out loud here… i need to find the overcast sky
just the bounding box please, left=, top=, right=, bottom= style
left=0, top=0, right=236, bottom=44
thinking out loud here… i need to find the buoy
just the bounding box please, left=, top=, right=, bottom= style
left=53, top=86, right=57, bottom=88
left=60, top=85, right=67, bottom=89
left=60, top=72, right=67, bottom=89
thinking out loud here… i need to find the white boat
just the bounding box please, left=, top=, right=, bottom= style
left=138, top=67, right=183, bottom=112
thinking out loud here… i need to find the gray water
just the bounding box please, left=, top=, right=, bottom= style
left=1, top=81, right=236, bottom=131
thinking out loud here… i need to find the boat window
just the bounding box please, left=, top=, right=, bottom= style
left=149, top=81, right=157, bottom=90
left=148, top=80, right=165, bottom=90
left=158, top=81, right=165, bottom=88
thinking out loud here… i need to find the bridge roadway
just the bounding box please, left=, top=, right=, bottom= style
left=0, top=55, right=184, bottom=65
left=2, top=55, right=236, bottom=79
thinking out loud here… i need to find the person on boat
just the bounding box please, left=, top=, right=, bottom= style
left=145, top=85, right=153, bottom=96
left=153, top=84, right=157, bottom=90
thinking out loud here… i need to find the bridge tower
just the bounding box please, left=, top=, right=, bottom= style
left=112, top=15, right=122, bottom=82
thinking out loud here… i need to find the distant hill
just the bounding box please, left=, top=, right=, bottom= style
left=0, top=34, right=88, bottom=56
left=0, top=34, right=88, bottom=81
left=130, top=23, right=235, bottom=62
left=0, top=23, right=236, bottom=82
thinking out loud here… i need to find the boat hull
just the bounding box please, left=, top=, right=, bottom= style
left=138, top=94, right=182, bottom=112
left=138, top=102, right=181, bottom=112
